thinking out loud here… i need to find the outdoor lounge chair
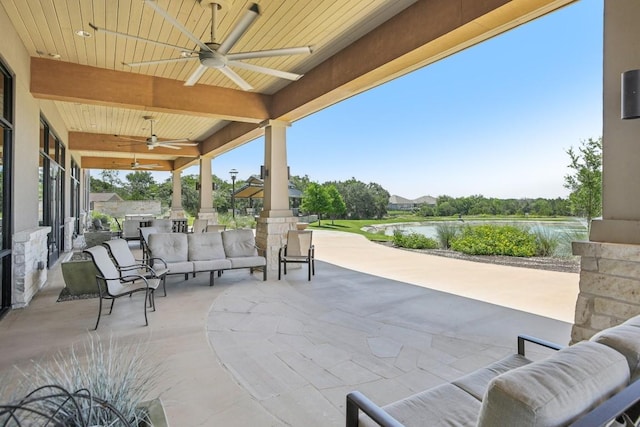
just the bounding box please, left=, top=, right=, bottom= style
left=84, top=245, right=160, bottom=330
left=139, top=226, right=157, bottom=264
left=206, top=224, right=226, bottom=233
left=103, top=238, right=169, bottom=296
left=278, top=230, right=315, bottom=281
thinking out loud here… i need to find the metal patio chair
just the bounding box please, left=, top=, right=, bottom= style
left=103, top=238, right=169, bottom=296
left=84, top=245, right=160, bottom=330
left=278, top=230, right=315, bottom=281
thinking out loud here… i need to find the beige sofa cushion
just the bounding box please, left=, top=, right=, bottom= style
left=452, top=353, right=531, bottom=401
left=591, top=322, right=640, bottom=381
left=360, top=383, right=482, bottom=427
left=222, top=229, right=258, bottom=257
left=477, top=341, right=630, bottom=427
left=148, top=233, right=188, bottom=263
left=188, top=232, right=226, bottom=260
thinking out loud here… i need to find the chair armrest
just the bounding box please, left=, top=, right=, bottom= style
left=148, top=257, right=168, bottom=268
left=517, top=334, right=565, bottom=356
left=346, top=391, right=404, bottom=427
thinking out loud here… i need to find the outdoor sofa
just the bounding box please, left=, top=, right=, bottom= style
left=147, top=229, right=267, bottom=285
left=347, top=314, right=640, bottom=426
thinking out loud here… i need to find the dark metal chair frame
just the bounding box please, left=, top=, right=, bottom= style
left=278, top=230, right=315, bottom=281
left=103, top=238, right=169, bottom=296
left=84, top=246, right=158, bottom=330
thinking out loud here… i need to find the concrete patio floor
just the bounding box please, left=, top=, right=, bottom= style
left=0, top=230, right=578, bottom=426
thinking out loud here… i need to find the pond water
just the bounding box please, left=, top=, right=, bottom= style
left=366, top=219, right=589, bottom=257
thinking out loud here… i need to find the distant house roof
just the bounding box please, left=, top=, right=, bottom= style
left=388, top=195, right=437, bottom=210
left=89, top=192, right=123, bottom=203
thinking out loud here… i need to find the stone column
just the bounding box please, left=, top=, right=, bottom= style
left=571, top=0, right=640, bottom=342
left=12, top=227, right=50, bottom=308
left=197, top=157, right=218, bottom=223
left=255, top=120, right=298, bottom=273
left=170, top=170, right=185, bottom=218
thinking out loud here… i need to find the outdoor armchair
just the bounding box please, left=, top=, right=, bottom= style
left=139, top=226, right=158, bottom=264
left=103, top=238, right=169, bottom=296
left=278, top=230, right=315, bottom=281
left=84, top=245, right=160, bottom=330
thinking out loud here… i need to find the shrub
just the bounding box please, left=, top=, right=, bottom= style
left=450, top=225, right=536, bottom=257
left=435, top=223, right=460, bottom=249
left=531, top=227, right=560, bottom=257
left=393, top=230, right=438, bottom=249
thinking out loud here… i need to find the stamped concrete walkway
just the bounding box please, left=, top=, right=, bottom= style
left=0, top=231, right=578, bottom=426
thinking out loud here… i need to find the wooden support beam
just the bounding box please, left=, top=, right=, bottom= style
left=81, top=156, right=173, bottom=171
left=31, top=58, right=271, bottom=123
left=69, top=132, right=201, bottom=157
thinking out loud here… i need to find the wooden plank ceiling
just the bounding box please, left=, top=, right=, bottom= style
left=0, top=0, right=578, bottom=171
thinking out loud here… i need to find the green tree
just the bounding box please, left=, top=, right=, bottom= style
left=325, top=184, right=346, bottom=225
left=564, top=137, right=602, bottom=228
left=100, top=169, right=123, bottom=190
left=301, top=182, right=330, bottom=225
left=124, top=171, right=157, bottom=200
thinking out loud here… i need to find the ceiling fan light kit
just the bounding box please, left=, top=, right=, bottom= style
left=91, top=0, right=312, bottom=90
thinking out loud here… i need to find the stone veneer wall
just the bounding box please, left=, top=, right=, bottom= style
left=255, top=216, right=299, bottom=273
left=12, top=226, right=51, bottom=308
left=92, top=200, right=161, bottom=218
left=571, top=241, right=640, bottom=344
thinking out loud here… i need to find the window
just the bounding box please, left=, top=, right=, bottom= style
left=40, top=118, right=65, bottom=266
left=0, top=60, right=13, bottom=316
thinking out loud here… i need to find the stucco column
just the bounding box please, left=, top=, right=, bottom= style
left=256, top=120, right=298, bottom=274
left=170, top=170, right=185, bottom=218
left=571, top=0, right=640, bottom=343
left=197, top=157, right=218, bottom=223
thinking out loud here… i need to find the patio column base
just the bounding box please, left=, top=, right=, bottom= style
left=256, top=216, right=299, bottom=273
left=169, top=208, right=186, bottom=219
left=197, top=208, right=218, bottom=224
left=571, top=241, right=640, bottom=344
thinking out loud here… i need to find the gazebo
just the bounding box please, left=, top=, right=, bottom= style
left=233, top=175, right=303, bottom=214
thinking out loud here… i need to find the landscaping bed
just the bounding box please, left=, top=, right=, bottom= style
left=376, top=241, right=580, bottom=273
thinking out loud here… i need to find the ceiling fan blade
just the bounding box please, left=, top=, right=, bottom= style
left=227, top=61, right=302, bottom=81
left=124, top=57, right=197, bottom=67
left=143, top=0, right=214, bottom=53
left=184, top=64, right=208, bottom=86
left=161, top=140, right=198, bottom=146
left=219, top=66, right=253, bottom=91
left=218, top=3, right=260, bottom=55
left=89, top=23, right=189, bottom=52
left=155, top=143, right=181, bottom=150
left=227, top=46, right=312, bottom=61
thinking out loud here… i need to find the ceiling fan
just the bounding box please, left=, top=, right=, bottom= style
left=89, top=0, right=313, bottom=90
left=117, top=116, right=198, bottom=150
left=113, top=155, right=161, bottom=170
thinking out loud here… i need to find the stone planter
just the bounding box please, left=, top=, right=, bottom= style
left=139, top=398, right=170, bottom=427
left=61, top=252, right=99, bottom=296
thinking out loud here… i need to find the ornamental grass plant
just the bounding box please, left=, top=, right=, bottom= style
left=1, top=334, right=159, bottom=426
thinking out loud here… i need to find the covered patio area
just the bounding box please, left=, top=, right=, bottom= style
left=0, top=231, right=574, bottom=425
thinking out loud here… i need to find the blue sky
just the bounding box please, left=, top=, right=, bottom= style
left=177, top=0, right=603, bottom=200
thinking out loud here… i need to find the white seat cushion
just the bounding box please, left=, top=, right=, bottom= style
left=477, top=341, right=630, bottom=427
left=591, top=322, right=640, bottom=381
left=193, top=259, right=232, bottom=272
left=452, top=353, right=531, bottom=401
left=148, top=233, right=188, bottom=263
left=228, top=256, right=266, bottom=269
left=188, top=233, right=226, bottom=260
left=359, top=383, right=481, bottom=427
left=222, top=229, right=258, bottom=257
left=163, top=261, right=193, bottom=275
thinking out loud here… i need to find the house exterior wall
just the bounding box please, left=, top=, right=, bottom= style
left=1, top=3, right=76, bottom=306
